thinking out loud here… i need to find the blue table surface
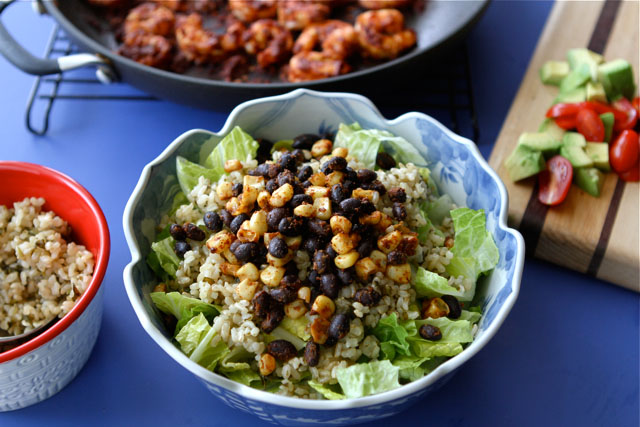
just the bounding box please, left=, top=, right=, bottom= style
left=1, top=1, right=638, bottom=426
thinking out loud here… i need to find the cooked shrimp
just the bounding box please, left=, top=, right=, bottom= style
left=123, top=2, right=175, bottom=37
left=358, top=0, right=413, bottom=10
left=277, top=0, right=331, bottom=31
left=355, top=9, right=416, bottom=60
left=149, top=0, right=182, bottom=11
left=119, top=31, right=173, bottom=68
left=221, top=21, right=247, bottom=52
left=86, top=0, right=124, bottom=7
left=293, top=20, right=358, bottom=59
left=175, top=13, right=226, bottom=64
left=244, top=19, right=293, bottom=68
left=229, top=0, right=277, bottom=23
left=287, top=51, right=350, bottom=82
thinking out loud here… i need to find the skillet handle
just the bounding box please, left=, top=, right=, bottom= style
left=0, top=0, right=115, bottom=80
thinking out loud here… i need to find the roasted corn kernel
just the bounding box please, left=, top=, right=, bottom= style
left=386, top=263, right=411, bottom=284
left=331, top=233, right=355, bottom=255
left=310, top=317, right=330, bottom=344
left=352, top=188, right=376, bottom=201
left=377, top=230, right=402, bottom=254
left=236, top=262, right=259, bottom=281
left=270, top=183, right=293, bottom=207
left=305, top=185, right=330, bottom=200
left=284, top=235, right=302, bottom=250
left=216, top=181, right=234, bottom=201
left=313, top=197, right=332, bottom=220
left=259, top=353, right=276, bottom=376
left=355, top=257, right=377, bottom=281
left=312, top=295, right=335, bottom=319
left=260, top=265, right=286, bottom=287
left=335, top=251, right=359, bottom=269
left=267, top=251, right=293, bottom=267
left=311, top=139, right=332, bottom=158
left=224, top=159, right=243, bottom=172
left=330, top=215, right=352, bottom=234
left=422, top=297, right=450, bottom=319
left=221, top=262, right=240, bottom=276
left=257, top=190, right=271, bottom=209
left=284, top=299, right=308, bottom=319
left=308, top=172, right=326, bottom=187
left=369, top=249, right=387, bottom=272
left=236, top=278, right=260, bottom=301
left=326, top=171, right=344, bottom=187
left=298, top=286, right=311, bottom=303
left=293, top=203, right=315, bottom=217
left=237, top=220, right=259, bottom=243
left=206, top=230, right=235, bottom=254
left=360, top=211, right=382, bottom=225
left=332, top=147, right=348, bottom=158
left=249, top=210, right=268, bottom=237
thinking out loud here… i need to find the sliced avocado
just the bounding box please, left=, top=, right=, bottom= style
left=586, top=81, right=608, bottom=103
left=567, top=48, right=604, bottom=81
left=598, top=59, right=636, bottom=101
left=574, top=167, right=604, bottom=197
left=553, top=87, right=586, bottom=104
left=517, top=132, right=563, bottom=154
left=585, top=142, right=610, bottom=171
left=599, top=112, right=615, bottom=143
left=559, top=63, right=591, bottom=93
left=505, top=145, right=546, bottom=182
left=560, top=145, right=594, bottom=168
left=540, top=61, right=570, bottom=86
left=563, top=132, right=587, bottom=148
left=539, top=118, right=567, bottom=141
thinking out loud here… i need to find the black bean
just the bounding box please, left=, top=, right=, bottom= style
left=330, top=184, right=347, bottom=204
left=230, top=239, right=242, bottom=253
left=320, top=273, right=339, bottom=298
left=231, top=183, right=243, bottom=197
left=174, top=240, right=190, bottom=257
left=266, top=163, right=282, bottom=179
left=354, top=287, right=381, bottom=306
left=269, top=237, right=288, bottom=258
left=292, top=133, right=319, bottom=150
left=357, top=169, right=377, bottom=183
left=297, top=165, right=313, bottom=182
left=291, top=148, right=305, bottom=164
left=261, top=308, right=284, bottom=333
left=376, top=152, right=396, bottom=169
left=184, top=223, right=205, bottom=241
left=266, top=178, right=278, bottom=193
left=278, top=153, right=297, bottom=172
left=303, top=237, right=322, bottom=254
left=293, top=181, right=305, bottom=195
left=343, top=167, right=357, bottom=182
left=270, top=286, right=298, bottom=305
left=392, top=203, right=407, bottom=221
left=267, top=339, right=298, bottom=362
left=325, top=243, right=337, bottom=260
left=419, top=324, right=442, bottom=341
left=267, top=208, right=288, bottom=231
left=281, top=274, right=301, bottom=288
left=325, top=156, right=347, bottom=171
left=441, top=295, right=462, bottom=319
left=203, top=211, right=222, bottom=232
left=339, top=198, right=361, bottom=214
left=253, top=245, right=268, bottom=266
left=351, top=223, right=372, bottom=236
left=308, top=270, right=320, bottom=287
left=279, top=216, right=304, bottom=237
left=277, top=169, right=296, bottom=187
left=256, top=138, right=273, bottom=163
left=328, top=314, right=350, bottom=341
left=252, top=290, right=273, bottom=318
left=388, top=187, right=407, bottom=203
left=220, top=209, right=233, bottom=227
left=169, top=223, right=186, bottom=241
left=368, top=179, right=387, bottom=196
left=250, top=163, right=270, bottom=178
left=337, top=267, right=355, bottom=286
left=359, top=200, right=376, bottom=215
left=304, top=341, right=320, bottom=367
left=302, top=180, right=313, bottom=189
left=233, top=242, right=259, bottom=262
left=356, top=238, right=376, bottom=259
left=387, top=250, right=407, bottom=265
left=313, top=250, right=331, bottom=274
left=307, top=219, right=331, bottom=238
left=291, top=194, right=312, bottom=208
left=320, top=162, right=333, bottom=175
left=342, top=179, right=356, bottom=193
left=230, top=214, right=249, bottom=234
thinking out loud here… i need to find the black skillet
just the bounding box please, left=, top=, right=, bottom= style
left=0, top=0, right=488, bottom=110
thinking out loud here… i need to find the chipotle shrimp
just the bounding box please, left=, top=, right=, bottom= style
left=293, top=20, right=358, bottom=59
left=277, top=0, right=331, bottom=31
left=175, top=13, right=226, bottom=64
left=118, top=31, right=173, bottom=68
left=288, top=51, right=350, bottom=81
left=243, top=19, right=294, bottom=68
left=123, top=2, right=175, bottom=37
left=355, top=9, right=416, bottom=60
left=229, top=0, right=277, bottom=23
left=358, top=0, right=414, bottom=10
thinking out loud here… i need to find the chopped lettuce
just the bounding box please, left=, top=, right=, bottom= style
left=175, top=313, right=229, bottom=371
left=223, top=368, right=262, bottom=387
left=413, top=268, right=461, bottom=299
left=204, top=126, right=259, bottom=171
left=176, top=156, right=222, bottom=196
left=308, top=381, right=346, bottom=400
left=149, top=237, right=180, bottom=280
left=151, top=291, right=220, bottom=334
left=445, top=208, right=499, bottom=300
left=459, top=309, right=482, bottom=323
left=336, top=360, right=400, bottom=399
left=378, top=133, right=425, bottom=167
left=391, top=354, right=432, bottom=381
left=270, top=139, right=294, bottom=153
left=280, top=316, right=311, bottom=341
left=407, top=339, right=464, bottom=358
left=426, top=194, right=455, bottom=225
left=371, top=313, right=412, bottom=359
left=414, top=317, right=474, bottom=344
left=266, top=326, right=307, bottom=351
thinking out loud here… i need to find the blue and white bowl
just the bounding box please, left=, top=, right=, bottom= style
left=123, top=89, right=524, bottom=426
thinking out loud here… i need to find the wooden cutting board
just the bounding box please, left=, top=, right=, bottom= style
left=488, top=0, right=639, bottom=292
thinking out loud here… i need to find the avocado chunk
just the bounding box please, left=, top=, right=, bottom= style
left=563, top=132, right=587, bottom=148
left=518, top=132, right=563, bottom=154
left=539, top=118, right=566, bottom=141
left=505, top=145, right=546, bottom=182
left=560, top=63, right=591, bottom=93
left=567, top=48, right=604, bottom=81
left=574, top=167, right=604, bottom=197
left=586, top=81, right=607, bottom=103
left=598, top=59, right=636, bottom=101
left=560, top=145, right=594, bottom=168
left=553, top=87, right=586, bottom=104
left=585, top=142, right=610, bottom=171
left=599, top=112, right=615, bottom=143
left=540, top=61, right=570, bottom=86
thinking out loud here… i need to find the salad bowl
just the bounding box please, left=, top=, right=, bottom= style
left=123, top=89, right=524, bottom=425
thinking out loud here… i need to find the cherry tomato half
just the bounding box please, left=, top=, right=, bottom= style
left=619, top=164, right=639, bottom=182
left=538, top=155, right=573, bottom=206
left=555, top=116, right=577, bottom=130
left=583, top=101, right=626, bottom=121
left=546, top=103, right=583, bottom=118
left=610, top=130, right=640, bottom=173
left=576, top=108, right=605, bottom=142
left=633, top=97, right=640, bottom=117
left=612, top=98, right=638, bottom=131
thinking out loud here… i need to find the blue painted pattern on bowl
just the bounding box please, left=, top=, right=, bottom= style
left=123, top=89, right=524, bottom=426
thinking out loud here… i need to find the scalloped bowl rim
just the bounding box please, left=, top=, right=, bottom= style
left=123, top=88, right=524, bottom=410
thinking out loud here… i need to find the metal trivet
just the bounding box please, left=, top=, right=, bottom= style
left=26, top=25, right=479, bottom=140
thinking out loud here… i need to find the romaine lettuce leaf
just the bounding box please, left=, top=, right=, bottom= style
left=270, top=139, right=294, bottom=153
left=223, top=368, right=262, bottom=387
left=204, top=126, right=259, bottom=171
left=413, top=267, right=465, bottom=299
left=266, top=325, right=307, bottom=351
left=371, top=313, right=412, bottom=358
left=459, top=309, right=482, bottom=323
left=176, top=156, right=222, bottom=196
left=151, top=291, right=220, bottom=334
left=391, top=354, right=431, bottom=382
left=308, top=381, right=346, bottom=400
left=414, top=317, right=474, bottom=343
left=149, top=237, right=180, bottom=280
left=426, top=194, right=455, bottom=225
left=336, top=360, right=400, bottom=399
left=379, top=133, right=425, bottom=167
left=407, top=339, right=464, bottom=358
left=280, top=316, right=311, bottom=341
left=175, top=312, right=211, bottom=356
left=333, top=123, right=381, bottom=169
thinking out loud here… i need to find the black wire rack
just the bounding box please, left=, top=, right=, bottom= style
left=26, top=24, right=479, bottom=140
